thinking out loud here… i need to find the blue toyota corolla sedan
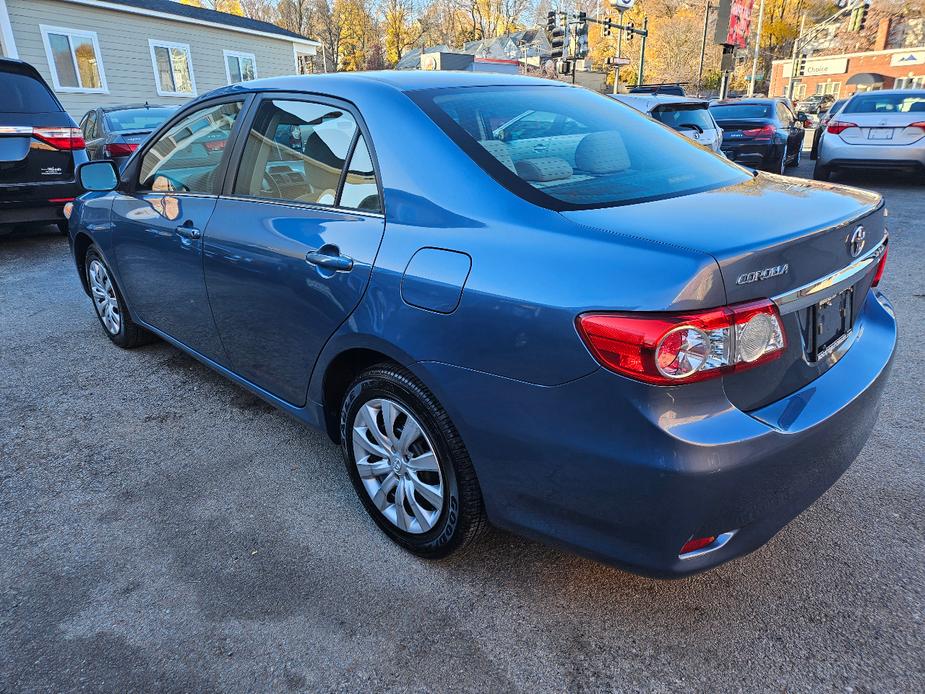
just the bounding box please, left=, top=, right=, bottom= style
left=66, top=71, right=895, bottom=577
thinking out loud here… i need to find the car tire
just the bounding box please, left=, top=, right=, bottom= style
left=56, top=221, right=68, bottom=236
left=813, top=162, right=831, bottom=181
left=787, top=147, right=801, bottom=168
left=84, top=246, right=155, bottom=348
left=340, top=364, right=487, bottom=559
left=778, top=147, right=788, bottom=174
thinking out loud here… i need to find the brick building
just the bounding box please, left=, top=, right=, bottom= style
left=769, top=14, right=925, bottom=99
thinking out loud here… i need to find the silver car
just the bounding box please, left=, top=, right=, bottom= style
left=611, top=94, right=723, bottom=153
left=815, top=89, right=925, bottom=181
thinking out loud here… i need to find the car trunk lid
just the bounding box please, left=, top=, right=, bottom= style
left=562, top=174, right=886, bottom=410
left=831, top=113, right=925, bottom=146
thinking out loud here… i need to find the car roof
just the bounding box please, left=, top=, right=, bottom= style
left=845, top=88, right=925, bottom=96
left=612, top=94, right=709, bottom=112
left=206, top=70, right=568, bottom=98
left=711, top=98, right=777, bottom=106
left=100, top=103, right=175, bottom=112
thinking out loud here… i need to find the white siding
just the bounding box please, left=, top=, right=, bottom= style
left=6, top=0, right=305, bottom=117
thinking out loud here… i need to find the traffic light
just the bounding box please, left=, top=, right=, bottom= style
left=626, top=22, right=634, bottom=42
left=550, top=27, right=565, bottom=60
left=546, top=11, right=557, bottom=32
left=603, top=20, right=612, bottom=37
left=557, top=59, right=572, bottom=75
left=575, top=21, right=589, bottom=59
left=797, top=53, right=808, bottom=77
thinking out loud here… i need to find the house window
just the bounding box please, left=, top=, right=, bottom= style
left=40, top=25, right=107, bottom=93
left=897, top=76, right=925, bottom=90
left=793, top=83, right=807, bottom=99
left=816, top=80, right=841, bottom=97
left=224, top=50, right=257, bottom=83
left=149, top=40, right=196, bottom=97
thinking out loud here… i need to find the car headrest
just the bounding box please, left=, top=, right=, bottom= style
left=908, top=101, right=925, bottom=112
left=479, top=140, right=516, bottom=172
left=574, top=131, right=631, bottom=174
left=514, top=157, right=573, bottom=182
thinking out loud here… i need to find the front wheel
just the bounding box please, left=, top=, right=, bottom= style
left=84, top=247, right=154, bottom=348
left=340, top=364, right=487, bottom=559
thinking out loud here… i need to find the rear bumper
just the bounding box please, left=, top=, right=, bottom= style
left=415, top=290, right=896, bottom=577
left=720, top=141, right=782, bottom=169
left=0, top=180, right=81, bottom=226
left=819, top=138, right=925, bottom=170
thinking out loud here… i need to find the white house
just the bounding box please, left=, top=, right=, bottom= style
left=0, top=0, right=319, bottom=117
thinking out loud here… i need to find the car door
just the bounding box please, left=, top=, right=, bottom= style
left=83, top=110, right=105, bottom=161
left=202, top=95, right=385, bottom=406
left=778, top=102, right=802, bottom=156
left=110, top=97, right=247, bottom=361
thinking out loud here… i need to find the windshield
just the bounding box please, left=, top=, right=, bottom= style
left=412, top=85, right=747, bottom=210
left=842, top=93, right=925, bottom=114
left=105, top=107, right=175, bottom=132
left=651, top=104, right=714, bottom=132
left=710, top=103, right=772, bottom=120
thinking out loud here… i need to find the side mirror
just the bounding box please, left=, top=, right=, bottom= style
left=77, top=160, right=119, bottom=192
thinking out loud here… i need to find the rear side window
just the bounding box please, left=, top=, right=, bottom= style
left=413, top=85, right=746, bottom=210
left=651, top=105, right=714, bottom=132
left=138, top=100, right=242, bottom=193
left=233, top=99, right=380, bottom=211
left=0, top=71, right=61, bottom=113
left=842, top=93, right=925, bottom=114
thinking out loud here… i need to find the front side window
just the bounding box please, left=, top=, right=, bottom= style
left=139, top=101, right=242, bottom=193
left=40, top=25, right=106, bottom=93
left=224, top=50, right=257, bottom=83
left=149, top=40, right=196, bottom=97
left=234, top=99, right=377, bottom=209
left=413, top=86, right=747, bottom=210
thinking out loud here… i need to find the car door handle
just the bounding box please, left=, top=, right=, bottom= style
left=175, top=224, right=202, bottom=240
left=305, top=246, right=353, bottom=272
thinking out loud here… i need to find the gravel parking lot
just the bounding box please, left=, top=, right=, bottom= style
left=2, top=161, right=923, bottom=693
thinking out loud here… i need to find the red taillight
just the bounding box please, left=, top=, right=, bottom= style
left=680, top=536, right=716, bottom=555
left=742, top=124, right=775, bottom=140
left=909, top=121, right=925, bottom=132
left=872, top=246, right=888, bottom=287
left=827, top=121, right=857, bottom=135
left=32, top=127, right=85, bottom=150
left=48, top=197, right=75, bottom=203
left=105, top=142, right=138, bottom=157
left=576, top=299, right=787, bottom=385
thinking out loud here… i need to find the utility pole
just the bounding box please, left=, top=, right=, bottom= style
left=748, top=0, right=766, bottom=96
left=786, top=13, right=806, bottom=100
left=697, top=1, right=711, bottom=96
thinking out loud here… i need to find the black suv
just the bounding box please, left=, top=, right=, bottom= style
left=0, top=58, right=87, bottom=235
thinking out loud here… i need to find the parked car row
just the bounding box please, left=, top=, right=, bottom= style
left=1, top=57, right=175, bottom=236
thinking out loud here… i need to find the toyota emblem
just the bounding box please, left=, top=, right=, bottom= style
left=848, top=226, right=866, bottom=258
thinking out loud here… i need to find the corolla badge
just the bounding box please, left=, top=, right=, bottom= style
left=848, top=226, right=866, bottom=258
left=736, top=263, right=789, bottom=285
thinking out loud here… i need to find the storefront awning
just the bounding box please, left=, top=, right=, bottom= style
left=846, top=72, right=888, bottom=87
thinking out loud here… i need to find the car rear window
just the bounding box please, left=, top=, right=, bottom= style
left=105, top=108, right=175, bottom=132
left=710, top=103, right=773, bottom=120
left=651, top=104, right=714, bottom=132
left=411, top=85, right=747, bottom=210
left=0, top=70, right=61, bottom=113
left=842, top=93, right=925, bottom=114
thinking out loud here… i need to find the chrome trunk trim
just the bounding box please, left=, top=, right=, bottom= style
left=772, top=235, right=887, bottom=315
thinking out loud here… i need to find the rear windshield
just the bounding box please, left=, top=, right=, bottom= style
left=651, top=104, right=714, bottom=132
left=0, top=70, right=61, bottom=113
left=105, top=107, right=175, bottom=132
left=411, top=85, right=747, bottom=210
left=710, top=103, right=773, bottom=120
left=842, top=93, right=925, bottom=114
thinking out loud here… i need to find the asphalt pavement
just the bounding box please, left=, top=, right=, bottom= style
left=1, top=161, right=923, bottom=692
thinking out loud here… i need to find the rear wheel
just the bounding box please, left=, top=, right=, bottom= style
left=787, top=146, right=801, bottom=168
left=340, top=364, right=487, bottom=559
left=84, top=246, right=154, bottom=348
left=813, top=161, right=831, bottom=181
left=56, top=221, right=68, bottom=236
